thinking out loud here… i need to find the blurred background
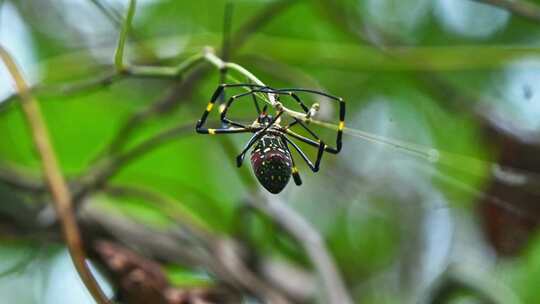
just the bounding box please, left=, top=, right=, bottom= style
left=1, top=0, right=540, bottom=303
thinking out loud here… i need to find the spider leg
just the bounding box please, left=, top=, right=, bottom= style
left=196, top=126, right=256, bottom=135
left=283, top=138, right=302, bottom=186
left=221, top=83, right=270, bottom=89
left=279, top=127, right=338, bottom=154
left=236, top=131, right=265, bottom=167
left=196, top=86, right=257, bottom=134
left=221, top=90, right=263, bottom=128
left=254, top=90, right=310, bottom=114
left=220, top=86, right=283, bottom=128
left=251, top=90, right=261, bottom=114
left=245, top=80, right=262, bottom=114
left=216, top=85, right=276, bottom=128
left=276, top=88, right=342, bottom=100
left=271, top=92, right=321, bottom=147
left=285, top=118, right=320, bottom=140
left=276, top=88, right=345, bottom=153
left=196, top=84, right=269, bottom=133
left=265, top=91, right=326, bottom=154
left=285, top=92, right=310, bottom=112
left=282, top=134, right=325, bottom=173
left=196, top=84, right=226, bottom=131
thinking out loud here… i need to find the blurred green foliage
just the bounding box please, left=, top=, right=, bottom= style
left=2, top=0, right=540, bottom=303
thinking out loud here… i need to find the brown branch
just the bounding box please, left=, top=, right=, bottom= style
left=80, top=202, right=296, bottom=303
left=93, top=240, right=239, bottom=304
left=471, top=0, right=540, bottom=24
left=0, top=46, right=112, bottom=303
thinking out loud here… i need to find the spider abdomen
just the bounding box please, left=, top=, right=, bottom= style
left=250, top=134, right=292, bottom=194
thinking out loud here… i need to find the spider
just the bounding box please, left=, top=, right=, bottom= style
left=196, top=84, right=345, bottom=194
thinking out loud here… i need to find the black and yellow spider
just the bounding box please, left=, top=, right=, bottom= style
left=196, top=84, right=345, bottom=194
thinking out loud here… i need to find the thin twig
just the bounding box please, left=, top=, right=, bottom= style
left=471, top=0, right=540, bottom=23
left=0, top=46, right=112, bottom=304
left=114, top=0, right=136, bottom=71
left=0, top=53, right=204, bottom=113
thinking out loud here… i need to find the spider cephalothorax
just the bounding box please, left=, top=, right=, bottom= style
left=196, top=84, right=345, bottom=194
